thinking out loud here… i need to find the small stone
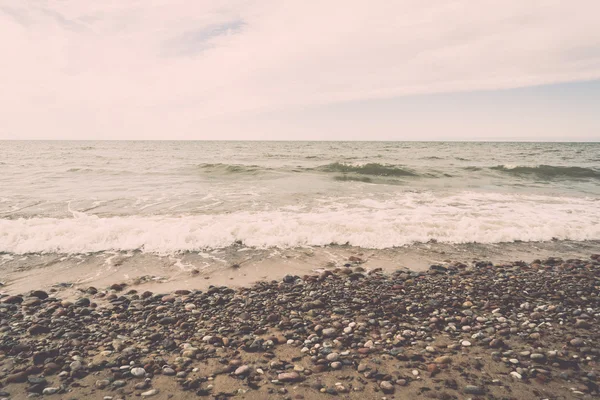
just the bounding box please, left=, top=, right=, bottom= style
left=141, top=389, right=159, bottom=397
left=464, top=385, right=485, bottom=395
left=326, top=352, right=339, bottom=361
left=322, top=328, right=337, bottom=337
left=575, top=320, right=591, bottom=329
left=278, top=372, right=302, bottom=382
left=510, top=371, right=522, bottom=380
left=330, top=362, right=342, bottom=370
left=235, top=366, right=250, bottom=375
left=70, top=360, right=83, bottom=371
left=96, top=380, right=110, bottom=389
left=75, top=297, right=90, bottom=307
left=131, top=367, right=146, bottom=378
left=162, top=367, right=176, bottom=376
left=42, top=387, right=59, bottom=395
left=380, top=381, right=395, bottom=394
left=434, top=355, right=452, bottom=364
left=28, top=325, right=51, bottom=335
left=570, top=338, right=584, bottom=347
left=6, top=371, right=28, bottom=384
left=461, top=340, right=471, bottom=347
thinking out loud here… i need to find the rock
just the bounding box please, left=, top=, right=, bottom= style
left=159, top=317, right=176, bottom=325
left=380, top=381, right=395, bottom=394
left=234, top=366, right=250, bottom=375
left=141, top=389, right=159, bottom=397
left=70, top=360, right=83, bottom=371
left=530, top=353, right=546, bottom=361
left=326, top=352, right=339, bottom=361
left=427, top=364, right=440, bottom=376
left=131, top=367, right=146, bottom=378
left=162, top=367, right=176, bottom=376
left=30, top=290, right=49, bottom=299
left=510, top=371, right=522, bottom=380
left=1, top=295, right=22, bottom=304
left=464, top=385, right=485, bottom=395
left=434, top=355, right=452, bottom=364
left=74, top=298, right=90, bottom=307
left=42, top=387, right=59, bottom=395
left=282, top=275, right=296, bottom=283
left=6, top=372, right=28, bottom=383
left=575, top=320, right=591, bottom=329
left=278, top=372, right=302, bottom=382
left=96, top=380, right=110, bottom=389
left=322, top=328, right=337, bottom=337
left=570, top=338, right=584, bottom=347
left=29, top=324, right=51, bottom=335
left=330, top=362, right=342, bottom=370
left=28, top=376, right=47, bottom=386
left=23, top=298, right=41, bottom=307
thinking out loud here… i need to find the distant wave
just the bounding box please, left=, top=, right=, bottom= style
left=318, top=162, right=417, bottom=177
left=491, top=165, right=600, bottom=180
left=195, top=163, right=266, bottom=174
left=333, top=175, right=373, bottom=183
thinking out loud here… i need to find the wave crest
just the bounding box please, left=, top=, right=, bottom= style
left=196, top=163, right=264, bottom=174
left=319, top=162, right=417, bottom=177
left=1, top=192, right=598, bottom=254
left=492, top=165, right=600, bottom=180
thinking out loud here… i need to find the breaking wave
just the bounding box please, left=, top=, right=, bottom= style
left=1, top=192, right=598, bottom=254
left=195, top=163, right=266, bottom=175
left=492, top=165, right=600, bottom=180
left=318, top=162, right=417, bottom=177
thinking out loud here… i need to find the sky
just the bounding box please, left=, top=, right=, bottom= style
left=1, top=0, right=599, bottom=141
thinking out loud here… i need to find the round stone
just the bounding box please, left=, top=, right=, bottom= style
left=131, top=367, right=146, bottom=378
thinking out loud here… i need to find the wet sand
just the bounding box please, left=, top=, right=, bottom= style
left=2, top=240, right=600, bottom=299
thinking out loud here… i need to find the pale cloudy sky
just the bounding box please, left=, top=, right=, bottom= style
left=1, top=0, right=599, bottom=140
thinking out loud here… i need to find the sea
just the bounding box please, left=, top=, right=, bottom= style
left=1, top=141, right=600, bottom=291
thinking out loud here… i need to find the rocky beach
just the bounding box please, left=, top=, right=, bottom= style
left=1, top=255, right=599, bottom=399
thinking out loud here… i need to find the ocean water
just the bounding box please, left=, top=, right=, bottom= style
left=1, top=141, right=599, bottom=255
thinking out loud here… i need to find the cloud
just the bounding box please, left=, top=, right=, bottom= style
left=1, top=0, right=599, bottom=139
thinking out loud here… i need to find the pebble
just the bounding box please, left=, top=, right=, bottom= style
left=380, top=381, right=394, bottom=394
left=464, top=385, right=485, bottom=395
left=141, top=389, right=159, bottom=397
left=42, top=388, right=59, bottom=395
left=131, top=367, right=146, bottom=378
left=510, top=371, right=522, bottom=380
left=278, top=372, right=302, bottom=382
left=235, top=365, right=250, bottom=375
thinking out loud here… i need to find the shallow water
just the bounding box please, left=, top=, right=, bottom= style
left=1, top=141, right=599, bottom=254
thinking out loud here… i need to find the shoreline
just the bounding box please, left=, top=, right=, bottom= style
left=2, top=240, right=600, bottom=299
left=1, top=254, right=599, bottom=399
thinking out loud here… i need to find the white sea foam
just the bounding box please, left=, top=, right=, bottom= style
left=1, top=192, right=599, bottom=254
